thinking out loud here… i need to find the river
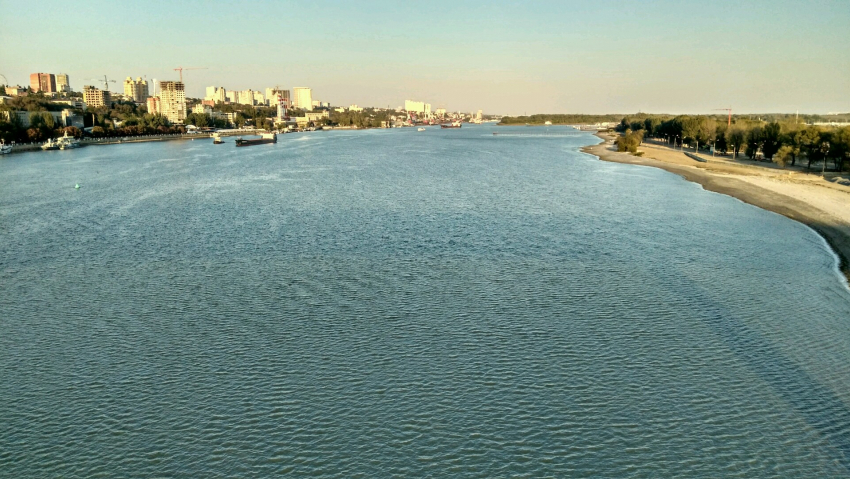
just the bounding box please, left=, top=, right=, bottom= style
left=2, top=125, right=849, bottom=477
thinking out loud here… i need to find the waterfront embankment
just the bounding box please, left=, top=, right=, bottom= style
left=4, top=129, right=271, bottom=154
left=582, top=133, right=850, bottom=281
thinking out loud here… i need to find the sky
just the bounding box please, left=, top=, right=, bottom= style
left=2, top=0, right=848, bottom=115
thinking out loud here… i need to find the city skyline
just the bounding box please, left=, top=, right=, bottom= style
left=1, top=0, right=849, bottom=115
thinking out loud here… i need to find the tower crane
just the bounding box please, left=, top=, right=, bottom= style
left=90, top=75, right=116, bottom=91
left=713, top=108, right=732, bottom=128
left=173, top=67, right=208, bottom=83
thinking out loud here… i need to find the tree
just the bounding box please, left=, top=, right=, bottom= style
left=829, top=126, right=850, bottom=172
left=773, top=145, right=793, bottom=168
left=90, top=126, right=105, bottom=137
left=797, top=126, right=822, bottom=169
left=745, top=126, right=764, bottom=159
left=761, top=122, right=782, bottom=160
left=681, top=117, right=700, bottom=148
left=726, top=126, right=747, bottom=158
left=616, top=129, right=643, bottom=154
left=63, top=126, right=82, bottom=138
left=644, top=117, right=661, bottom=137
left=696, top=118, right=717, bottom=151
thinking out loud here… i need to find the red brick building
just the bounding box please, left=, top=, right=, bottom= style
left=29, top=73, right=57, bottom=93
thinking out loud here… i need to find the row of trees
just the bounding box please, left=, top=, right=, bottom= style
left=329, top=108, right=392, bottom=128
left=615, top=115, right=850, bottom=172
left=500, top=114, right=622, bottom=125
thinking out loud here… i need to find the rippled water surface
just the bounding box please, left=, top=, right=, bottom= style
left=2, top=126, right=850, bottom=477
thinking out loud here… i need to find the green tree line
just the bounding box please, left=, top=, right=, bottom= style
left=616, top=115, right=849, bottom=172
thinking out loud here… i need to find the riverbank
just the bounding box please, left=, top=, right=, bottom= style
left=2, top=129, right=278, bottom=154
left=582, top=133, right=850, bottom=282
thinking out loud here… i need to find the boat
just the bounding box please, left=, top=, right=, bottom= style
left=57, top=132, right=80, bottom=150
left=41, top=138, right=60, bottom=150
left=417, top=127, right=426, bottom=131
left=212, top=133, right=224, bottom=144
left=0, top=142, right=11, bottom=155
left=441, top=121, right=462, bottom=129
left=235, top=132, right=277, bottom=147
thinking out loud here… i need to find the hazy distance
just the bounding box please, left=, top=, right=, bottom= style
left=2, top=0, right=848, bottom=115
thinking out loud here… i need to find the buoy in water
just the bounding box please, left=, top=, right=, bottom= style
left=75, top=184, right=80, bottom=189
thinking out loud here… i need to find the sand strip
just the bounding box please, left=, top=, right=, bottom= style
left=581, top=133, right=850, bottom=282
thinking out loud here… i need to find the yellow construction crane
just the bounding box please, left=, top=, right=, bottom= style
left=173, top=67, right=208, bottom=83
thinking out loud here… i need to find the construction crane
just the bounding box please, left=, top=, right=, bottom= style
left=90, top=75, right=116, bottom=91
left=714, top=108, right=732, bottom=128
left=173, top=67, right=208, bottom=83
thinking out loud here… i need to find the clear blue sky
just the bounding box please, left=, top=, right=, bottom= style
left=2, top=0, right=848, bottom=115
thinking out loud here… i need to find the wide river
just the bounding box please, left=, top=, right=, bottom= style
left=2, top=125, right=850, bottom=477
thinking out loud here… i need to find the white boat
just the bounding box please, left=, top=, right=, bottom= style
left=0, top=142, right=11, bottom=155
left=57, top=132, right=80, bottom=150
left=417, top=127, right=426, bottom=131
left=41, top=138, right=60, bottom=150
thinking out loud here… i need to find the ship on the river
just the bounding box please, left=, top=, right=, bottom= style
left=235, top=132, right=277, bottom=147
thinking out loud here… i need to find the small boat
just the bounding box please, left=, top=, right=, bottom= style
left=212, top=133, right=224, bottom=144
left=74, top=184, right=80, bottom=189
left=235, top=132, right=277, bottom=147
left=441, top=121, right=462, bottom=129
left=417, top=127, right=426, bottom=131
left=57, top=132, right=80, bottom=150
left=41, top=138, right=60, bottom=150
left=0, top=142, right=11, bottom=155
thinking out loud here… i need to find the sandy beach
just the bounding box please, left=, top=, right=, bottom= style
left=582, top=133, right=850, bottom=281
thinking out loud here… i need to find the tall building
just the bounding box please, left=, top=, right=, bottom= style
left=83, top=85, right=111, bottom=107
left=253, top=91, right=265, bottom=105
left=146, top=96, right=161, bottom=116
left=405, top=100, right=432, bottom=118
left=159, top=81, right=186, bottom=123
left=225, top=91, right=237, bottom=103
left=123, top=77, right=149, bottom=102
left=266, top=89, right=290, bottom=108
left=205, top=86, right=226, bottom=103
left=237, top=90, right=255, bottom=105
left=29, top=73, right=57, bottom=93
left=293, top=87, right=312, bottom=110
left=476, top=110, right=483, bottom=120
left=56, top=74, right=70, bottom=92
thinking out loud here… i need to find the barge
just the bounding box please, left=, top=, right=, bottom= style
left=235, top=132, right=277, bottom=147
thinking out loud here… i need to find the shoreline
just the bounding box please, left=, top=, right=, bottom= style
left=581, top=133, right=850, bottom=283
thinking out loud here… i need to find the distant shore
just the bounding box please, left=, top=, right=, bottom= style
left=582, top=133, right=850, bottom=282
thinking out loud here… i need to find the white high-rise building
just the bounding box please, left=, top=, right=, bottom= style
left=293, top=87, right=312, bottom=110
left=253, top=91, right=265, bottom=105
left=405, top=100, right=431, bottom=114
left=56, top=73, right=71, bottom=92
left=205, top=86, right=226, bottom=103
left=237, top=90, right=255, bottom=105
left=405, top=100, right=432, bottom=118
left=159, top=81, right=186, bottom=123
left=225, top=91, right=237, bottom=103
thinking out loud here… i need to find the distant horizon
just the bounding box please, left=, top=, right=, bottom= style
left=2, top=0, right=848, bottom=115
